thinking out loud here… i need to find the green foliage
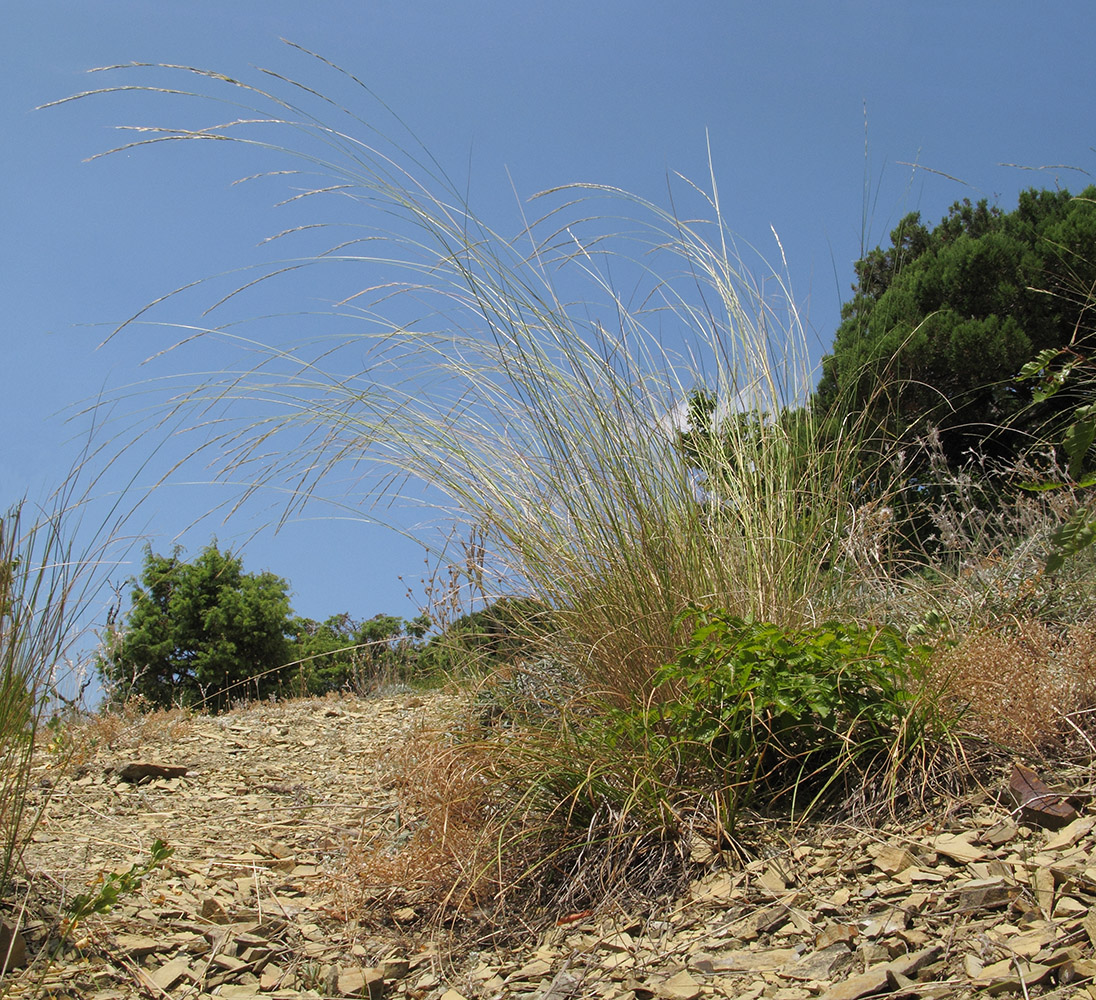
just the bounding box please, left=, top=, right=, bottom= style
left=65, top=839, right=173, bottom=927
left=1016, top=347, right=1096, bottom=571
left=98, top=542, right=293, bottom=710
left=611, top=609, right=936, bottom=830
left=419, top=598, right=551, bottom=675
left=497, top=609, right=946, bottom=865
left=818, top=188, right=1096, bottom=468
left=285, top=611, right=431, bottom=694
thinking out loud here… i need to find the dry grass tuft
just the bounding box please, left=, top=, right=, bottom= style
left=936, top=619, right=1096, bottom=754
left=341, top=729, right=511, bottom=922
left=69, top=701, right=192, bottom=763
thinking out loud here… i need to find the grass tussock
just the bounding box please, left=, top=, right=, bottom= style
left=53, top=51, right=880, bottom=697
left=48, top=46, right=1096, bottom=930
left=0, top=504, right=80, bottom=905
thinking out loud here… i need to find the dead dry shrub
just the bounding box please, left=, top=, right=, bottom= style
left=936, top=619, right=1096, bottom=753
left=340, top=729, right=517, bottom=923
left=336, top=719, right=679, bottom=943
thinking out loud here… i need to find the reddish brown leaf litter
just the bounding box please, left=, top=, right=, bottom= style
left=4, top=694, right=1096, bottom=999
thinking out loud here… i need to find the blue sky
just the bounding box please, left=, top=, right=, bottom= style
left=5, top=2, right=1095, bottom=652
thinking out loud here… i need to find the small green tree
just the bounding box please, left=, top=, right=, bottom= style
left=285, top=612, right=430, bottom=695
left=1017, top=346, right=1096, bottom=570
left=817, top=187, right=1096, bottom=469
left=99, top=542, right=292, bottom=710
left=418, top=598, right=551, bottom=674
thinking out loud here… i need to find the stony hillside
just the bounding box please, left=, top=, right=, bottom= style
left=5, top=693, right=1096, bottom=1000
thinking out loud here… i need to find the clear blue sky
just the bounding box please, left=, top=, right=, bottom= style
left=5, top=2, right=1095, bottom=650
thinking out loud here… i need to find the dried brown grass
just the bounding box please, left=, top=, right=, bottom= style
left=339, top=728, right=516, bottom=922
left=935, top=619, right=1096, bottom=754
left=67, top=701, right=191, bottom=765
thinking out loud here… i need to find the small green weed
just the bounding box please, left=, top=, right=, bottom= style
left=64, top=839, right=174, bottom=929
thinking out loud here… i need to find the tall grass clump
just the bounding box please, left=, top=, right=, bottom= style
left=51, top=48, right=877, bottom=696
left=50, top=49, right=952, bottom=910
left=0, top=503, right=79, bottom=904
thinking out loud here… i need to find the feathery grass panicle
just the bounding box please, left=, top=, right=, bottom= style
left=50, top=48, right=875, bottom=703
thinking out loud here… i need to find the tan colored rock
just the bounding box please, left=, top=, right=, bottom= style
left=1045, top=815, right=1096, bottom=851
left=691, top=948, right=796, bottom=973
left=149, top=956, right=194, bottom=991
left=860, top=909, right=908, bottom=939
left=1006, top=921, right=1059, bottom=958
left=869, top=844, right=916, bottom=876
left=200, top=895, right=231, bottom=923
left=894, top=864, right=945, bottom=884
left=1032, top=865, right=1056, bottom=917
left=337, top=966, right=385, bottom=998
left=656, top=970, right=703, bottom=999
left=973, top=959, right=1052, bottom=994
left=1054, top=894, right=1090, bottom=917
left=980, top=818, right=1019, bottom=847
left=931, top=831, right=988, bottom=864
left=1083, top=910, right=1096, bottom=949
left=782, top=942, right=856, bottom=981
left=260, top=964, right=287, bottom=990
left=505, top=957, right=553, bottom=982
left=815, top=923, right=858, bottom=950
left=727, top=903, right=788, bottom=940
left=598, top=930, right=635, bottom=952
left=963, top=953, right=984, bottom=978
left=1062, top=956, right=1096, bottom=980
left=958, top=877, right=1015, bottom=910
left=817, top=945, right=942, bottom=1000
left=379, top=956, right=410, bottom=980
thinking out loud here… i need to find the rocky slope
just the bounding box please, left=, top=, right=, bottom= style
left=4, top=693, right=1096, bottom=999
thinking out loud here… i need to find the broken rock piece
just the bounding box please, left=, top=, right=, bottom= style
left=116, top=761, right=188, bottom=783
left=1008, top=762, right=1078, bottom=829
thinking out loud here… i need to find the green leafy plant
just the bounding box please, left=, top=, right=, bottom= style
left=1016, top=346, right=1096, bottom=571
left=64, top=839, right=174, bottom=929
left=460, top=608, right=952, bottom=918
left=603, top=609, right=939, bottom=833
left=286, top=611, right=431, bottom=695
left=662, top=611, right=926, bottom=764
